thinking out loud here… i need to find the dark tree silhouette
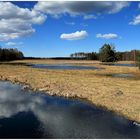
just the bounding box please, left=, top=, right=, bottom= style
left=70, top=52, right=98, bottom=60
left=136, top=54, right=140, bottom=69
left=0, top=48, right=24, bottom=61
left=99, top=44, right=117, bottom=62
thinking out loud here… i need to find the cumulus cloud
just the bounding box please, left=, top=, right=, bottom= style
left=60, top=30, right=88, bottom=40
left=34, top=1, right=129, bottom=18
left=129, top=14, right=140, bottom=25
left=0, top=1, right=130, bottom=41
left=0, top=2, right=47, bottom=41
left=96, top=33, right=118, bottom=39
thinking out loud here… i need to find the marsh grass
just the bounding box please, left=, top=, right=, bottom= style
left=0, top=59, right=140, bottom=123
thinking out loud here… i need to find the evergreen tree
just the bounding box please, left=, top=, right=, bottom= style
left=136, top=54, right=140, bottom=69
left=99, top=44, right=117, bottom=62
left=0, top=48, right=24, bottom=61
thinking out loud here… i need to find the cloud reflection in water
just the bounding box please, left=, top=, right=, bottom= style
left=0, top=81, right=139, bottom=138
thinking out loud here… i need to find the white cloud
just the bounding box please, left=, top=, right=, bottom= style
left=60, top=30, right=88, bottom=40
left=0, top=1, right=130, bottom=42
left=0, top=1, right=130, bottom=41
left=0, top=2, right=47, bottom=41
left=83, top=14, right=96, bottom=20
left=0, top=18, right=35, bottom=41
left=5, top=42, right=23, bottom=46
left=96, top=33, right=118, bottom=39
left=5, top=42, right=16, bottom=46
left=129, top=14, right=140, bottom=25
left=34, top=1, right=129, bottom=18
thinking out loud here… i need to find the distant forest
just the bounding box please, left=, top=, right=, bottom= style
left=0, top=44, right=140, bottom=62
left=70, top=50, right=140, bottom=61
left=0, top=48, right=24, bottom=61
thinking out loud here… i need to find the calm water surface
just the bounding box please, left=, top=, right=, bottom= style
left=112, top=73, right=134, bottom=78
left=0, top=81, right=140, bottom=138
left=29, top=64, right=100, bottom=70
left=103, top=63, right=136, bottom=67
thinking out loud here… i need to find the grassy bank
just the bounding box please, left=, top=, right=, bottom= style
left=0, top=59, right=140, bottom=123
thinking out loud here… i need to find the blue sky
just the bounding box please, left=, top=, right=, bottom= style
left=0, top=1, right=140, bottom=57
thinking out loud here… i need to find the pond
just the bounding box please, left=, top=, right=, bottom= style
left=112, top=73, right=134, bottom=78
left=28, top=64, right=100, bottom=70
left=102, top=73, right=134, bottom=78
left=102, top=63, right=136, bottom=67
left=0, top=81, right=140, bottom=138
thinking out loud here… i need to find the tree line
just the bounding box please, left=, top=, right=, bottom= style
left=70, top=52, right=99, bottom=60
left=70, top=44, right=140, bottom=69
left=0, top=48, right=24, bottom=61
left=70, top=44, right=140, bottom=62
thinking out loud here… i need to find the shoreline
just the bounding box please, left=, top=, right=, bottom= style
left=0, top=78, right=140, bottom=125
left=0, top=60, right=140, bottom=123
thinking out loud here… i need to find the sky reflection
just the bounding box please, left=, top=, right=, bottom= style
left=0, top=81, right=140, bottom=138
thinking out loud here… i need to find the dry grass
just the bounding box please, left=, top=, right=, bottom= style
left=0, top=59, right=140, bottom=123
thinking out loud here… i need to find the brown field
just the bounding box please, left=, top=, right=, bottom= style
left=0, top=59, right=140, bottom=123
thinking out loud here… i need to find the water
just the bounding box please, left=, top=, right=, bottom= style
left=103, top=73, right=134, bottom=78
left=103, top=63, right=136, bottom=67
left=0, top=81, right=140, bottom=138
left=112, top=74, right=134, bottom=78
left=29, top=64, right=100, bottom=70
